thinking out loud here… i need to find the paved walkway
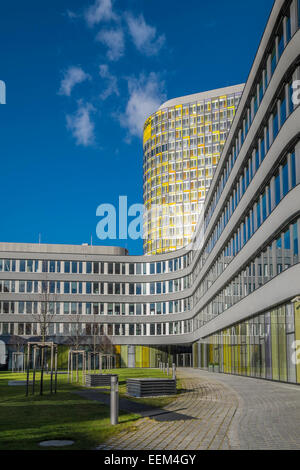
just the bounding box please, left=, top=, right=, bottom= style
left=96, top=368, right=300, bottom=450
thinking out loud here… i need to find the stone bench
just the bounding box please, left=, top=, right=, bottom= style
left=127, top=378, right=176, bottom=397
left=85, top=373, right=118, bottom=387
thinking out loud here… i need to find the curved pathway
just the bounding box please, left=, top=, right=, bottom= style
left=96, top=368, right=300, bottom=450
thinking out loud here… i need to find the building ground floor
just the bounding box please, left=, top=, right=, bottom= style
left=195, top=299, right=300, bottom=385
left=1, top=300, right=300, bottom=385
left=0, top=340, right=192, bottom=371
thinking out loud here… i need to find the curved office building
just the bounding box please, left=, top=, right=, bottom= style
left=142, top=85, right=244, bottom=255
left=1, top=0, right=300, bottom=383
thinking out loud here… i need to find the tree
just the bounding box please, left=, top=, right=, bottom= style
left=37, top=273, right=56, bottom=343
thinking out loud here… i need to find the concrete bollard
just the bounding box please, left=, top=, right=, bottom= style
left=163, top=363, right=165, bottom=374
left=167, top=363, right=169, bottom=376
left=110, top=376, right=119, bottom=425
left=172, top=363, right=176, bottom=380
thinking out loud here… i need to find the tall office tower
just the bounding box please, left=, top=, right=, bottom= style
left=143, top=85, right=245, bottom=255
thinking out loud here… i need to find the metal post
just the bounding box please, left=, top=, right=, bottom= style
left=167, top=363, right=169, bottom=376
left=99, top=353, right=102, bottom=373
left=32, top=346, right=37, bottom=395
left=70, top=351, right=73, bottom=383
left=76, top=353, right=79, bottom=383
left=82, top=352, right=85, bottom=385
left=163, top=363, right=165, bottom=374
left=50, top=344, right=54, bottom=394
left=25, top=344, right=30, bottom=397
left=67, top=350, right=70, bottom=383
left=54, top=347, right=58, bottom=394
left=110, top=375, right=119, bottom=425
left=40, top=346, right=45, bottom=396
left=172, top=363, right=176, bottom=380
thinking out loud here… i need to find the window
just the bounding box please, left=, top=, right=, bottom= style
left=275, top=171, right=281, bottom=206
left=278, top=24, right=284, bottom=58
left=286, top=13, right=291, bottom=42
left=280, top=89, right=286, bottom=126
left=276, top=235, right=282, bottom=274
left=260, top=134, right=265, bottom=161
left=49, top=261, right=55, bottom=273
left=20, top=260, right=25, bottom=272
left=255, top=147, right=260, bottom=172
left=150, top=263, right=155, bottom=274
left=262, top=192, right=267, bottom=222
left=108, top=263, right=113, bottom=274
left=289, top=80, right=294, bottom=115
left=271, top=44, right=276, bottom=76
left=64, top=303, right=69, bottom=314
left=282, top=159, right=289, bottom=197
left=71, top=282, right=77, bottom=294
left=273, top=105, right=279, bottom=140
left=293, top=222, right=299, bottom=263
left=129, top=264, right=135, bottom=275
left=93, top=262, right=99, bottom=274
left=257, top=200, right=261, bottom=229
left=291, top=152, right=296, bottom=188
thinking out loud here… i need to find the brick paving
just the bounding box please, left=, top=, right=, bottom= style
left=96, top=368, right=300, bottom=450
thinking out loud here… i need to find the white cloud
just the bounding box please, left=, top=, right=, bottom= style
left=126, top=13, right=165, bottom=56
left=84, top=0, right=117, bottom=27
left=66, top=10, right=79, bottom=19
left=66, top=101, right=96, bottom=146
left=59, top=66, right=91, bottom=97
left=119, top=72, right=166, bottom=139
left=99, top=64, right=119, bottom=100
left=96, top=28, right=125, bottom=61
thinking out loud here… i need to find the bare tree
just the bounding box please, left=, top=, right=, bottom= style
left=69, top=318, right=85, bottom=350
left=36, top=269, right=56, bottom=343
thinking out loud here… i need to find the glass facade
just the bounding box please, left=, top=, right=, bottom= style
left=143, top=87, right=244, bottom=255
left=194, top=300, right=300, bottom=384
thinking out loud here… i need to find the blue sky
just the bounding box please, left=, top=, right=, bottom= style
left=0, top=0, right=274, bottom=255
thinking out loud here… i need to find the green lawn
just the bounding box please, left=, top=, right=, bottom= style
left=0, top=368, right=180, bottom=450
